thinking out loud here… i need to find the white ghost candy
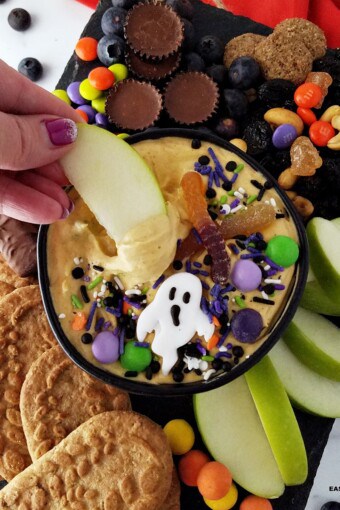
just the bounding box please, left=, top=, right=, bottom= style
left=136, top=273, right=214, bottom=376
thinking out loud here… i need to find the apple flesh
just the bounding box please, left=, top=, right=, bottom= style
left=60, top=124, right=166, bottom=242
left=269, top=340, right=340, bottom=418
left=300, top=279, right=340, bottom=316
left=194, top=376, right=285, bottom=498
left=245, top=357, right=307, bottom=486
left=283, top=307, right=340, bottom=380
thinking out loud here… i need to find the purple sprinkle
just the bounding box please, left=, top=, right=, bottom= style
left=274, top=284, right=285, bottom=290
left=193, top=261, right=202, bottom=268
left=123, top=296, right=142, bottom=309
left=210, top=284, right=222, bottom=298
left=201, top=297, right=210, bottom=314
left=104, top=321, right=112, bottom=330
left=113, top=326, right=119, bottom=336
left=176, top=238, right=182, bottom=248
left=227, top=343, right=233, bottom=349
left=83, top=275, right=91, bottom=282
left=231, top=173, right=239, bottom=184
left=201, top=280, right=210, bottom=291
left=199, top=270, right=209, bottom=277
left=240, top=252, right=263, bottom=259
left=247, top=233, right=259, bottom=242
left=189, top=269, right=200, bottom=275
left=229, top=243, right=239, bottom=255
left=215, top=351, right=232, bottom=359
left=213, top=300, right=223, bottom=315
left=217, top=330, right=230, bottom=347
left=247, top=246, right=262, bottom=253
left=208, top=147, right=224, bottom=175
left=85, top=301, right=97, bottom=331
left=192, top=228, right=203, bottom=244
left=213, top=171, right=221, bottom=187
left=196, top=342, right=207, bottom=356
left=134, top=341, right=150, bottom=348
left=186, top=260, right=191, bottom=272
left=266, top=269, right=278, bottom=277
left=152, top=274, right=165, bottom=289
left=95, top=317, right=105, bottom=331
left=119, top=328, right=125, bottom=355
left=221, top=284, right=234, bottom=293
left=264, top=257, right=284, bottom=271
left=208, top=171, right=214, bottom=188
left=230, top=198, right=240, bottom=209
left=105, top=307, right=121, bottom=317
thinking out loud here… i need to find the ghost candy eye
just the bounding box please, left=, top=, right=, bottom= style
left=169, top=287, right=176, bottom=300
left=183, top=292, right=191, bottom=303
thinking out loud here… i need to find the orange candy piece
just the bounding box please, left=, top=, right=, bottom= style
left=71, top=312, right=87, bottom=331
left=178, top=450, right=210, bottom=486
left=294, top=83, right=323, bottom=109
left=197, top=461, right=232, bottom=500
left=219, top=203, right=275, bottom=240
left=76, top=109, right=89, bottom=122
left=240, top=495, right=273, bottom=510
left=296, top=107, right=317, bottom=126
left=88, top=67, right=115, bottom=90
left=309, top=120, right=336, bottom=147
left=75, top=37, right=98, bottom=61
left=207, top=333, right=220, bottom=350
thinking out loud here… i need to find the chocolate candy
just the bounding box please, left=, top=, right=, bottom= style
left=265, top=235, right=299, bottom=267
left=272, top=123, right=298, bottom=149
left=231, top=309, right=263, bottom=343
left=66, top=81, right=88, bottom=105
left=309, top=120, right=336, bottom=147
left=230, top=260, right=262, bottom=292
left=294, top=83, right=323, bottom=109
left=120, top=340, right=152, bottom=372
left=0, top=215, right=38, bottom=277
left=92, top=331, right=120, bottom=364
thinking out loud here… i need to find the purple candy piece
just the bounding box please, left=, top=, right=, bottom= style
left=231, top=308, right=263, bottom=343
left=92, top=331, right=119, bottom=363
left=67, top=81, right=88, bottom=105
left=230, top=259, right=262, bottom=292
left=77, top=105, right=96, bottom=123
left=272, top=123, right=298, bottom=149
left=95, top=112, right=109, bottom=127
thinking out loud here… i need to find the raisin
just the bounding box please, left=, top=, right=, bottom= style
left=257, top=79, right=296, bottom=108
left=243, top=120, right=273, bottom=156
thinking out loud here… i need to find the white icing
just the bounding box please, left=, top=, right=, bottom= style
left=136, top=273, right=214, bottom=375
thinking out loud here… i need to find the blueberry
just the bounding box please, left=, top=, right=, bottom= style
left=320, top=503, right=340, bottom=510
left=214, top=118, right=239, bottom=139
left=243, top=120, right=273, bottom=156
left=111, top=0, right=132, bottom=7
left=182, top=18, right=195, bottom=51
left=196, top=35, right=224, bottom=64
left=8, top=8, right=31, bottom=31
left=206, top=64, right=228, bottom=86
left=18, top=58, right=43, bottom=82
left=97, top=35, right=125, bottom=66
left=257, top=79, right=296, bottom=108
left=183, top=52, right=205, bottom=72
left=101, top=7, right=127, bottom=37
left=228, top=56, right=260, bottom=90
left=223, top=89, right=248, bottom=119
left=166, top=0, right=194, bottom=19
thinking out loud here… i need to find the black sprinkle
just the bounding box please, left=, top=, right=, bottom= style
left=253, top=255, right=264, bottom=263
left=184, top=367, right=191, bottom=374
left=150, top=360, right=161, bottom=374
left=145, top=366, right=153, bottom=380
left=203, top=254, right=212, bottom=265
left=222, top=361, right=232, bottom=372
left=264, top=180, right=273, bottom=189
left=256, top=240, right=267, bottom=251
left=234, top=357, right=240, bottom=365
left=253, top=296, right=275, bottom=305
left=172, top=371, right=184, bottom=382
left=276, top=213, right=286, bottom=219
left=263, top=284, right=275, bottom=295
left=257, top=188, right=266, bottom=201
left=72, top=267, right=84, bottom=279
left=173, top=260, right=183, bottom=270
left=198, top=155, right=210, bottom=165
left=206, top=187, right=216, bottom=199
left=125, top=371, right=138, bottom=377
left=81, top=333, right=93, bottom=344
left=125, top=328, right=135, bottom=339
left=250, top=179, right=263, bottom=190
left=195, top=369, right=202, bottom=376
left=225, top=161, right=237, bottom=171
left=103, top=296, right=115, bottom=307
left=222, top=181, right=232, bottom=192
left=212, top=358, right=222, bottom=370
left=93, top=265, right=104, bottom=272
left=233, top=234, right=247, bottom=240
left=219, top=324, right=229, bottom=335
left=208, top=209, right=218, bottom=220
left=80, top=285, right=90, bottom=303
left=232, top=346, right=244, bottom=357
left=191, top=138, right=201, bottom=149
left=105, top=281, right=114, bottom=292
left=236, top=240, right=246, bottom=250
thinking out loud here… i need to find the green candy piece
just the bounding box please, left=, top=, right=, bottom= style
left=120, top=341, right=152, bottom=372
left=265, top=235, right=299, bottom=267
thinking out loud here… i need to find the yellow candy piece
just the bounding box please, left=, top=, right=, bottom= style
left=79, top=79, right=102, bottom=101
left=229, top=138, right=247, bottom=152
left=204, top=483, right=238, bottom=510
left=92, top=96, right=106, bottom=114
left=163, top=419, right=195, bottom=455
left=117, top=133, right=129, bottom=139
left=108, top=63, right=128, bottom=82
left=52, top=89, right=71, bottom=105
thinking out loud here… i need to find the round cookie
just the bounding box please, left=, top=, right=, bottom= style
left=254, top=31, right=313, bottom=85
left=223, top=33, right=266, bottom=68
left=274, top=18, right=327, bottom=60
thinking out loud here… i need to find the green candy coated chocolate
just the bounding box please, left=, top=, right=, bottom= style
left=265, top=235, right=299, bottom=267
left=120, top=341, right=152, bottom=372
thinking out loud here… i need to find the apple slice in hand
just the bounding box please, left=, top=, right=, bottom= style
left=307, top=217, right=340, bottom=302
left=245, top=356, right=307, bottom=486
left=194, top=376, right=285, bottom=498
left=60, top=124, right=166, bottom=242
left=269, top=340, right=340, bottom=418
left=283, top=307, right=340, bottom=380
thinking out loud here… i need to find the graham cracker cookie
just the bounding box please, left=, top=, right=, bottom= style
left=0, top=411, right=173, bottom=510
left=0, top=285, right=56, bottom=481
left=20, top=345, right=131, bottom=460
left=0, top=256, right=36, bottom=302
left=254, top=31, right=313, bottom=85
left=274, top=17, right=327, bottom=60
left=223, top=33, right=266, bottom=68
left=163, top=468, right=181, bottom=510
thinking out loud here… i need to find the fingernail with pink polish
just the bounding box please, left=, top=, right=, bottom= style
left=44, top=119, right=77, bottom=146
left=60, top=201, right=74, bottom=220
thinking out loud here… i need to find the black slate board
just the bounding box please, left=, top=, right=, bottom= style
left=55, top=1, right=334, bottom=509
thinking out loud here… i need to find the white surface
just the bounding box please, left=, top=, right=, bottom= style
left=0, top=1, right=340, bottom=508
left=0, top=0, right=92, bottom=91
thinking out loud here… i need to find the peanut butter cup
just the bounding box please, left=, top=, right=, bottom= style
left=105, top=79, right=162, bottom=131
left=125, top=47, right=181, bottom=80
left=124, top=3, right=184, bottom=60
left=164, top=72, right=219, bottom=125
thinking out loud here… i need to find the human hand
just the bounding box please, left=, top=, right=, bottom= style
left=0, top=59, right=83, bottom=224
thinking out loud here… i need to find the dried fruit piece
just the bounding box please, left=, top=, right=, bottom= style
left=181, top=172, right=230, bottom=284
left=305, top=72, right=333, bottom=108
left=289, top=136, right=323, bottom=176
left=219, top=203, right=276, bottom=240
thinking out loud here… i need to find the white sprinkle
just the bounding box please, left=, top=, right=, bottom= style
left=238, top=187, right=246, bottom=194
left=125, top=289, right=142, bottom=296
left=58, top=313, right=66, bottom=319
left=103, top=279, right=107, bottom=284
left=221, top=204, right=231, bottom=215
left=96, top=297, right=101, bottom=302
left=199, top=360, right=209, bottom=372
left=98, top=291, right=105, bottom=297
left=264, top=200, right=270, bottom=204
left=261, top=291, right=270, bottom=300
left=93, top=291, right=98, bottom=299
left=73, top=257, right=80, bottom=265
left=100, top=284, right=106, bottom=293
left=142, top=300, right=147, bottom=304
left=234, top=191, right=244, bottom=199
left=231, top=298, right=235, bottom=302
left=97, top=303, right=102, bottom=308
left=184, top=355, right=200, bottom=371
left=264, top=278, right=281, bottom=284
left=114, top=276, right=124, bottom=290
left=79, top=258, right=83, bottom=263
left=270, top=198, right=277, bottom=207
left=264, top=264, right=271, bottom=271
left=203, top=369, right=216, bottom=381
left=230, top=205, right=244, bottom=214
left=219, top=345, right=228, bottom=352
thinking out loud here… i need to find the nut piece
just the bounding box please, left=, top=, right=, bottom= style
left=327, top=114, right=340, bottom=150
left=320, top=105, right=340, bottom=123
left=264, top=108, right=304, bottom=135
left=229, top=138, right=247, bottom=152
left=278, top=168, right=299, bottom=190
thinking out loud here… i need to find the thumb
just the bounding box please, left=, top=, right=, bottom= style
left=0, top=112, right=78, bottom=171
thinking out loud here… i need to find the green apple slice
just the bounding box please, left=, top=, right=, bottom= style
left=283, top=307, right=340, bottom=380
left=245, top=357, right=307, bottom=486
left=60, top=124, right=166, bottom=242
left=307, top=217, right=340, bottom=301
left=332, top=217, right=340, bottom=229
left=194, top=377, right=285, bottom=498
left=269, top=340, right=340, bottom=418
left=300, top=279, right=340, bottom=316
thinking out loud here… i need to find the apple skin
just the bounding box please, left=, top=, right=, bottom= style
left=300, top=279, right=340, bottom=316
left=194, top=376, right=285, bottom=499
left=307, top=217, right=340, bottom=302
left=245, top=356, right=307, bottom=486
left=269, top=340, right=340, bottom=418
left=283, top=307, right=340, bottom=381
left=60, top=124, right=166, bottom=242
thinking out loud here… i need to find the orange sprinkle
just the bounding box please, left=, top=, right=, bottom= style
left=122, top=301, right=131, bottom=315
left=76, top=109, right=88, bottom=122
left=72, top=312, right=87, bottom=331
left=75, top=37, right=98, bottom=62
left=88, top=67, right=115, bottom=90
left=207, top=334, right=220, bottom=350
left=212, top=316, right=221, bottom=327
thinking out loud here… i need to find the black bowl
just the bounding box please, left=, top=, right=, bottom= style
left=38, top=128, right=308, bottom=396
